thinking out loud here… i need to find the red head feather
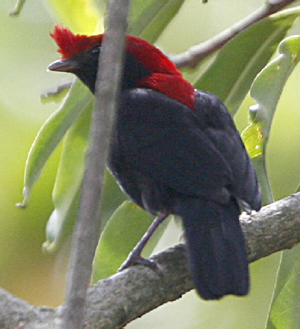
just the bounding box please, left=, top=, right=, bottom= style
left=50, top=25, right=179, bottom=74
left=50, top=25, right=103, bottom=59
left=50, top=25, right=196, bottom=109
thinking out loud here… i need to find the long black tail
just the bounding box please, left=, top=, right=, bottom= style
left=179, top=197, right=249, bottom=300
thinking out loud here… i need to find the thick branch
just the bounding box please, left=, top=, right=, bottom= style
left=172, top=0, right=297, bottom=68
left=82, top=192, right=300, bottom=328
left=243, top=192, right=300, bottom=262
left=0, top=288, right=56, bottom=328
left=2, top=192, right=300, bottom=328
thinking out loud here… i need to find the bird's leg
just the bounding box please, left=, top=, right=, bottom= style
left=118, top=212, right=169, bottom=271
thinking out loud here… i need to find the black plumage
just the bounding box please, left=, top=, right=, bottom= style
left=49, top=28, right=261, bottom=299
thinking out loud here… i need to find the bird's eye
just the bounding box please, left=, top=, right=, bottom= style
left=91, top=46, right=100, bottom=54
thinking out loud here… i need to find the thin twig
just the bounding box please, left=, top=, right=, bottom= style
left=61, top=1, right=131, bottom=329
left=9, top=0, right=26, bottom=16
left=172, top=0, right=297, bottom=68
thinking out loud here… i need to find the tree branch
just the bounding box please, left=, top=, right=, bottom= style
left=172, top=0, right=297, bottom=68
left=80, top=192, right=300, bottom=328
left=61, top=1, right=131, bottom=328
left=2, top=192, right=300, bottom=328
left=5, top=1, right=300, bottom=328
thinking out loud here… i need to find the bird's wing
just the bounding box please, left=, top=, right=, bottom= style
left=116, top=88, right=234, bottom=198
left=193, top=90, right=261, bottom=210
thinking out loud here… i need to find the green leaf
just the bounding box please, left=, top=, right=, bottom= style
left=250, top=35, right=300, bottom=139
left=45, top=0, right=103, bottom=34
left=244, top=37, right=300, bottom=328
left=194, top=7, right=300, bottom=114
left=263, top=39, right=300, bottom=326
left=127, top=0, right=185, bottom=42
left=266, top=245, right=300, bottom=329
left=92, top=201, right=170, bottom=282
left=241, top=120, right=273, bottom=205
left=17, top=80, right=92, bottom=208
left=240, top=122, right=263, bottom=160
left=242, top=35, right=300, bottom=206
left=96, top=0, right=184, bottom=42
left=43, top=102, right=93, bottom=253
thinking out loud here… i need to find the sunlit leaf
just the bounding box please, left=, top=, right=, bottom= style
left=194, top=7, right=300, bottom=114
left=243, top=37, right=300, bottom=328
left=242, top=36, right=300, bottom=207
left=241, top=121, right=273, bottom=206
left=241, top=122, right=263, bottom=159
left=45, top=0, right=103, bottom=34
left=250, top=36, right=300, bottom=139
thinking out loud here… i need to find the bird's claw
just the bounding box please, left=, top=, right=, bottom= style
left=118, top=255, right=158, bottom=272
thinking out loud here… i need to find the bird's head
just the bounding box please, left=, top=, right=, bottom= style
left=49, top=25, right=195, bottom=109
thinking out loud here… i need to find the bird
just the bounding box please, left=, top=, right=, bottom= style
left=48, top=25, right=261, bottom=300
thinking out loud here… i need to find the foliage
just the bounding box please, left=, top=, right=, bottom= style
left=4, top=0, right=300, bottom=327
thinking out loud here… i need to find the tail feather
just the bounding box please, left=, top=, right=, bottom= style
left=179, top=197, right=249, bottom=300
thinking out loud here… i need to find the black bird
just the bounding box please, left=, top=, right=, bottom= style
left=49, top=25, right=261, bottom=300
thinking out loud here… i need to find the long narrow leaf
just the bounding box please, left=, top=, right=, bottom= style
left=43, top=101, right=93, bottom=252
left=260, top=39, right=300, bottom=329
left=18, top=80, right=92, bottom=207
left=194, top=7, right=300, bottom=114
left=128, top=0, right=185, bottom=42
left=242, top=36, right=300, bottom=206
left=267, top=245, right=300, bottom=329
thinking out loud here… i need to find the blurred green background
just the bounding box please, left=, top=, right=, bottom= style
left=0, top=0, right=300, bottom=328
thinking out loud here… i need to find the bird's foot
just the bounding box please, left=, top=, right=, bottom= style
left=118, top=212, right=169, bottom=272
left=118, top=253, right=157, bottom=272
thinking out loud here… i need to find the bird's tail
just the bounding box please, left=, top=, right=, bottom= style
left=179, top=197, right=249, bottom=300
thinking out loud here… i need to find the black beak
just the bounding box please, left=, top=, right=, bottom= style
left=48, top=59, right=79, bottom=73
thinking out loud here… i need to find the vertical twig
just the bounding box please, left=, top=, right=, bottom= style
left=9, top=0, right=26, bottom=15
left=61, top=1, right=131, bottom=328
